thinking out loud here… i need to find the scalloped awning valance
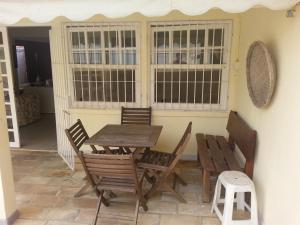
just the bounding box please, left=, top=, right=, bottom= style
left=0, top=0, right=298, bottom=24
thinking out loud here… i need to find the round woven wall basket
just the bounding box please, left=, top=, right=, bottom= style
left=246, top=41, right=276, bottom=108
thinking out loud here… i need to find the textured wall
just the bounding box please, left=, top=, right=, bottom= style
left=236, top=7, right=300, bottom=225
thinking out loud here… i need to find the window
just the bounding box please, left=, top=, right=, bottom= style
left=150, top=21, right=231, bottom=110
left=66, top=23, right=139, bottom=108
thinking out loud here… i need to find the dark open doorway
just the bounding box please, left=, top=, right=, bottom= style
left=9, top=27, right=57, bottom=151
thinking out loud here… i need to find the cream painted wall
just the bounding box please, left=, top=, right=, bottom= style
left=54, top=10, right=242, bottom=157
left=236, top=7, right=300, bottom=225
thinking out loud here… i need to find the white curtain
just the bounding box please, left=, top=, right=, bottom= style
left=0, top=0, right=298, bottom=24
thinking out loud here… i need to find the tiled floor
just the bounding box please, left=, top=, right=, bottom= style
left=11, top=151, right=221, bottom=225
left=18, top=114, right=57, bottom=151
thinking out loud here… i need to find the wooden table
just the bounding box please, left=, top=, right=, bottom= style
left=85, top=124, right=163, bottom=151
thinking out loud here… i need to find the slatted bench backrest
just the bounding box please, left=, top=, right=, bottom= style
left=226, top=111, right=257, bottom=178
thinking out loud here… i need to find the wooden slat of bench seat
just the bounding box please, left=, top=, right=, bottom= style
left=206, top=135, right=229, bottom=173
left=216, top=136, right=242, bottom=171
left=196, top=134, right=215, bottom=172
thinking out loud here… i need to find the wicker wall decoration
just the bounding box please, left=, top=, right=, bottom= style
left=246, top=41, right=276, bottom=108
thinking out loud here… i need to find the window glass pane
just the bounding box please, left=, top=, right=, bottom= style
left=0, top=47, right=5, bottom=60
left=208, top=49, right=223, bottom=64
left=73, top=52, right=86, bottom=64
left=203, top=82, right=211, bottom=103
left=211, top=82, right=220, bottom=104
left=173, top=51, right=187, bottom=64
left=187, top=81, right=195, bottom=103
left=105, top=50, right=119, bottom=64
left=1, top=62, right=7, bottom=74
left=121, top=50, right=136, bottom=65
left=121, top=30, right=136, bottom=47
left=104, top=31, right=118, bottom=48
left=73, top=69, right=135, bottom=103
left=88, top=51, right=101, bottom=64
left=72, top=32, right=85, bottom=49
left=153, top=69, right=222, bottom=105
left=8, top=131, right=14, bottom=142
left=4, top=90, right=9, bottom=102
left=195, top=82, right=203, bottom=103
left=208, top=29, right=224, bottom=47
left=189, top=50, right=204, bottom=64
left=155, top=52, right=169, bottom=64
left=7, top=118, right=13, bottom=129
left=154, top=32, right=169, bottom=48
left=173, top=30, right=187, bottom=48
left=2, top=76, right=8, bottom=88
left=87, top=31, right=101, bottom=48
left=190, top=30, right=205, bottom=47
left=0, top=33, right=3, bottom=45
left=5, top=104, right=11, bottom=116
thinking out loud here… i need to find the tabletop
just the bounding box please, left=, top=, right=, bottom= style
left=85, top=124, right=163, bottom=148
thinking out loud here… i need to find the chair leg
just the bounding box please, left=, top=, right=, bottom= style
left=94, top=188, right=110, bottom=207
left=144, top=171, right=155, bottom=184
left=74, top=181, right=90, bottom=198
left=144, top=180, right=161, bottom=200
left=174, top=172, right=187, bottom=186
left=202, top=169, right=211, bottom=203
left=134, top=199, right=140, bottom=225
left=93, top=191, right=104, bottom=225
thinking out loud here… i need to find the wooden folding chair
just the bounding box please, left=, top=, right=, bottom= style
left=65, top=119, right=126, bottom=198
left=121, top=107, right=152, bottom=154
left=121, top=107, right=152, bottom=125
left=138, top=122, right=192, bottom=203
left=78, top=152, right=148, bottom=225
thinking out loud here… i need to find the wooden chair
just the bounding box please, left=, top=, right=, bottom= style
left=65, top=119, right=125, bottom=197
left=120, top=107, right=152, bottom=154
left=138, top=122, right=192, bottom=203
left=78, top=152, right=148, bottom=225
left=121, top=106, right=152, bottom=125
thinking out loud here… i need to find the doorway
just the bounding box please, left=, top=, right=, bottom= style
left=8, top=27, right=57, bottom=151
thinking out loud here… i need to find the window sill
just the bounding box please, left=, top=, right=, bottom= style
left=69, top=107, right=229, bottom=118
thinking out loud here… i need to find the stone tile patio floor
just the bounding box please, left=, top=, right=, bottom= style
left=11, top=151, right=221, bottom=225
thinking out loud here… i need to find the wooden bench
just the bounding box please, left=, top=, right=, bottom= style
left=196, top=111, right=257, bottom=202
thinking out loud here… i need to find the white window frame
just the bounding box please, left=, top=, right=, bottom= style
left=149, top=20, right=232, bottom=111
left=64, top=22, right=141, bottom=109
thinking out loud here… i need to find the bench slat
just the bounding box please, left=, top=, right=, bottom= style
left=216, top=136, right=242, bottom=171
left=196, top=133, right=215, bottom=172
left=206, top=135, right=228, bottom=173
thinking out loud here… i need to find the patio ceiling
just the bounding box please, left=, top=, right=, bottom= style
left=0, top=0, right=299, bottom=24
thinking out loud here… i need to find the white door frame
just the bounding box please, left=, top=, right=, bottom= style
left=0, top=27, right=20, bottom=148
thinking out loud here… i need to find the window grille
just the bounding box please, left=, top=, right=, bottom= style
left=65, top=23, right=140, bottom=108
left=150, top=21, right=232, bottom=110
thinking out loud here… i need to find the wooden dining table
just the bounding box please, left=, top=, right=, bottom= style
left=84, top=124, right=163, bottom=152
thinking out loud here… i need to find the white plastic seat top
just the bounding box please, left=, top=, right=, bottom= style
left=219, top=171, right=254, bottom=190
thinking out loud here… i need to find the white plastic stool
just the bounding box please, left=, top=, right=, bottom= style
left=211, top=171, right=258, bottom=225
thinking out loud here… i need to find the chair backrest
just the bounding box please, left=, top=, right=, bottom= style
left=121, top=107, right=152, bottom=125
left=65, top=119, right=97, bottom=155
left=79, top=152, right=139, bottom=191
left=226, top=111, right=256, bottom=177
left=164, top=122, right=192, bottom=177
left=172, top=122, right=192, bottom=156
left=226, top=111, right=257, bottom=162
